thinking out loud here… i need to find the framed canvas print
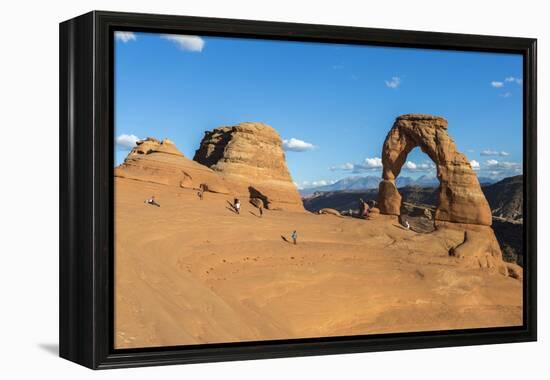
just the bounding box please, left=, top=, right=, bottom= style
left=59, top=11, right=537, bottom=369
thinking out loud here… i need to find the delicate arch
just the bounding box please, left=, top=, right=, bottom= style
left=378, top=114, right=492, bottom=226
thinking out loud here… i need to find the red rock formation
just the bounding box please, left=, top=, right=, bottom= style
left=378, top=114, right=492, bottom=226
left=377, top=115, right=517, bottom=277
left=193, top=122, right=305, bottom=211
left=115, top=138, right=230, bottom=194
left=442, top=221, right=508, bottom=275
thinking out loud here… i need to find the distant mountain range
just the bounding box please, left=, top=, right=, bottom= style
left=299, top=175, right=497, bottom=196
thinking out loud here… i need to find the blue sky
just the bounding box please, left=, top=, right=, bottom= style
left=114, top=31, right=523, bottom=188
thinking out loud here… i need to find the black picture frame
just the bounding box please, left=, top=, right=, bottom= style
left=59, top=10, right=537, bottom=369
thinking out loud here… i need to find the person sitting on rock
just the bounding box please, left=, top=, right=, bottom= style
left=144, top=195, right=160, bottom=207
left=359, top=198, right=370, bottom=219
left=291, top=230, right=297, bottom=245
left=234, top=198, right=241, bottom=214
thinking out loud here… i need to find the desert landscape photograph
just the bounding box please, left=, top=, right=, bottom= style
left=113, top=31, right=524, bottom=349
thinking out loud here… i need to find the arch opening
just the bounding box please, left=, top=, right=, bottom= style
left=394, top=147, right=439, bottom=231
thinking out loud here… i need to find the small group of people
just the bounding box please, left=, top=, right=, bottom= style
left=144, top=193, right=299, bottom=247
left=144, top=194, right=265, bottom=219
left=358, top=198, right=371, bottom=219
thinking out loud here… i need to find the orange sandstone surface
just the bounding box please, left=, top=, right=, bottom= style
left=114, top=180, right=522, bottom=349
left=114, top=121, right=522, bottom=349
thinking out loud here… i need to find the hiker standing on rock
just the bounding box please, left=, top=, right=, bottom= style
left=258, top=203, right=263, bottom=217
left=291, top=230, right=297, bottom=245
left=234, top=198, right=241, bottom=214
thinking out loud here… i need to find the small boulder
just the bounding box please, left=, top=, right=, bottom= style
left=423, top=208, right=433, bottom=220
left=506, top=263, right=523, bottom=280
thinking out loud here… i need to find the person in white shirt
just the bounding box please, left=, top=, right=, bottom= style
left=144, top=195, right=160, bottom=207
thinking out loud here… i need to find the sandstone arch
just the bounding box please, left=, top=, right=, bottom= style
left=378, top=114, right=492, bottom=226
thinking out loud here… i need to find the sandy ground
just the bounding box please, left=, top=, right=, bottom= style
left=114, top=178, right=522, bottom=349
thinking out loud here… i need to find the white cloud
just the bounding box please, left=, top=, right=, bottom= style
left=311, top=180, right=328, bottom=186
left=470, top=160, right=480, bottom=170
left=332, top=157, right=437, bottom=174
left=490, top=76, right=522, bottom=98
left=282, top=138, right=315, bottom=152
left=363, top=157, right=383, bottom=168
left=115, top=31, right=136, bottom=43
left=161, top=34, right=205, bottom=52
left=116, top=134, right=140, bottom=150
left=296, top=179, right=336, bottom=190
left=402, top=161, right=434, bottom=171
left=505, top=76, right=523, bottom=85
left=485, top=159, right=519, bottom=169
left=330, top=157, right=382, bottom=173
left=480, top=149, right=510, bottom=156
left=478, top=159, right=522, bottom=179
left=329, top=162, right=354, bottom=171
left=404, top=161, right=417, bottom=170
left=385, top=76, right=401, bottom=89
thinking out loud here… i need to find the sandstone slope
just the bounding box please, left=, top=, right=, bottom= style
left=115, top=178, right=522, bottom=348
left=115, top=137, right=230, bottom=194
